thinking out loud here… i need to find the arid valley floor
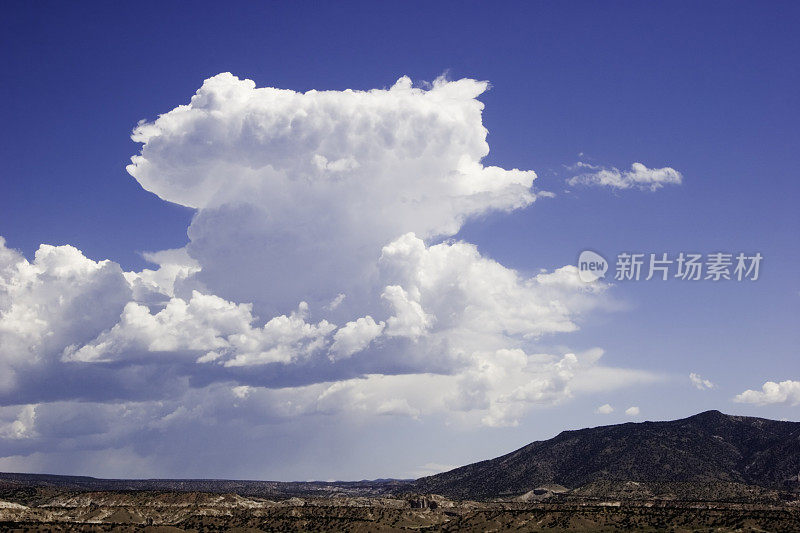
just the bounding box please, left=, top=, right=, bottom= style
left=1, top=478, right=799, bottom=532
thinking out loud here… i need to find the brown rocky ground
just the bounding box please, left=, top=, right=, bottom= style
left=1, top=489, right=799, bottom=532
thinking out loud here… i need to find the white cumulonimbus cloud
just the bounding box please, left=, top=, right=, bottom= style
left=127, top=73, right=543, bottom=312
left=734, top=380, right=800, bottom=406
left=0, top=74, right=660, bottom=476
left=567, top=162, right=682, bottom=191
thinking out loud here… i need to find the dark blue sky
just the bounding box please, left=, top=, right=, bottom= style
left=2, top=1, right=797, bottom=269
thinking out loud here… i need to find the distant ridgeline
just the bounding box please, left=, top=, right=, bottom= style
left=2, top=411, right=798, bottom=502
left=0, top=472, right=411, bottom=499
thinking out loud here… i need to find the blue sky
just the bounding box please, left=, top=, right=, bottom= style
left=0, top=1, right=798, bottom=480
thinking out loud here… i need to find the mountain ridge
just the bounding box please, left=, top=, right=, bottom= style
left=413, top=410, right=800, bottom=499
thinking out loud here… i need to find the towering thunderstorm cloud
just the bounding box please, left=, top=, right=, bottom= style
left=0, top=75, right=657, bottom=477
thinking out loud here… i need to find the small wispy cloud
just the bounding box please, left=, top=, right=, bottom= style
left=567, top=162, right=682, bottom=191
left=689, top=373, right=715, bottom=390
